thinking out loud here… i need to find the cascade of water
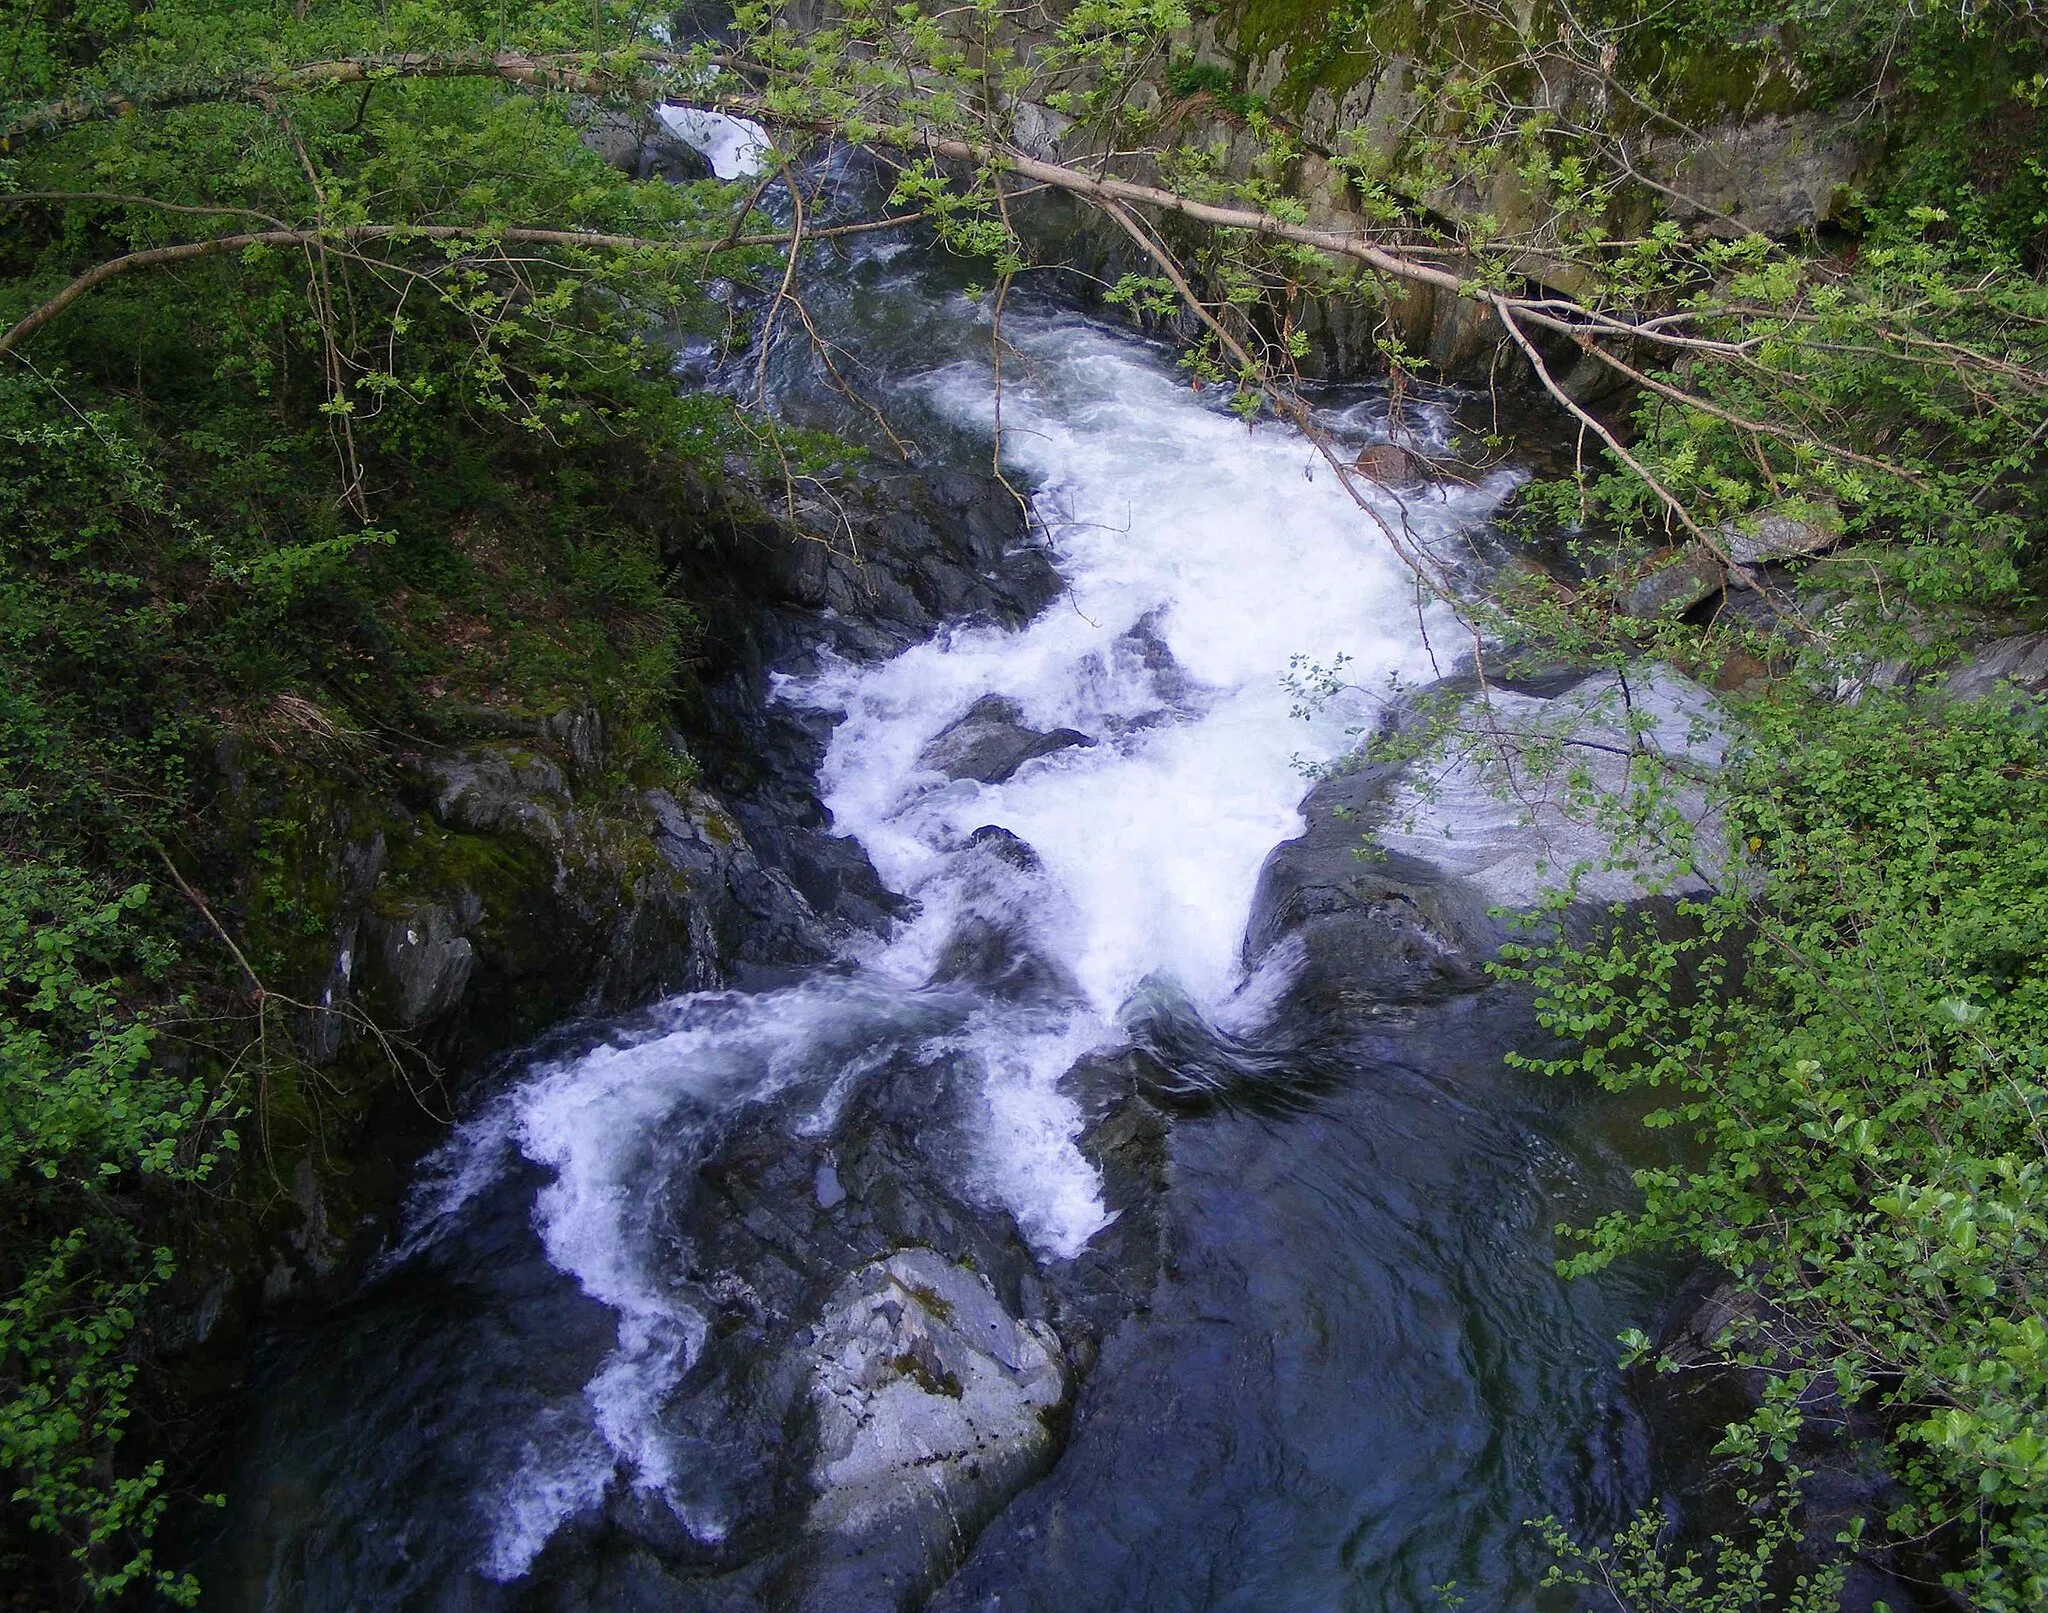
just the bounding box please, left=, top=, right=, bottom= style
left=378, top=288, right=1522, bottom=1578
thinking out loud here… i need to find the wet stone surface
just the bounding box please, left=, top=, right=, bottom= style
left=917, top=694, right=1096, bottom=786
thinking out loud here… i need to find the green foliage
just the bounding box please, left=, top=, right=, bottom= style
left=0, top=860, right=235, bottom=1603
left=0, top=868, right=193, bottom=1187
left=1, top=1237, right=189, bottom=1604
left=0, top=0, right=775, bottom=1595
left=1165, top=54, right=1235, bottom=100
left=1162, top=51, right=1267, bottom=117
left=1498, top=691, right=2048, bottom=1609
left=1533, top=1469, right=1846, bottom=1613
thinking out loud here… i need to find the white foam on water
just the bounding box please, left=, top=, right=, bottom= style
left=655, top=107, right=771, bottom=179
left=799, top=318, right=1514, bottom=1014
left=785, top=311, right=1518, bottom=1249
left=448, top=302, right=1521, bottom=1579
left=1212, top=934, right=1309, bottom=1037
left=480, top=1411, right=613, bottom=1581
left=933, top=1008, right=1119, bottom=1255
left=468, top=982, right=947, bottom=1577
left=377, top=1095, right=518, bottom=1272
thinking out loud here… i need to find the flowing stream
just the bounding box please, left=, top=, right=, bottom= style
left=213, top=193, right=1675, bottom=1612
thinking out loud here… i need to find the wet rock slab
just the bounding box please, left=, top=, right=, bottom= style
left=1944, top=629, right=2048, bottom=702
left=1245, top=666, right=1724, bottom=1019
left=798, top=1251, right=1068, bottom=1611
left=918, top=694, right=1095, bottom=785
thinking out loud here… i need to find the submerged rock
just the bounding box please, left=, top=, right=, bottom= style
left=919, top=695, right=1095, bottom=785
left=1353, top=440, right=1426, bottom=486
left=963, top=824, right=1042, bottom=870
left=928, top=915, right=1077, bottom=1001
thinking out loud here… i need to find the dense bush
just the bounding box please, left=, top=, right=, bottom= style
left=1501, top=692, right=2048, bottom=1607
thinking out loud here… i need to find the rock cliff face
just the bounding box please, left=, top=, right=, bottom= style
left=1003, top=1, right=1873, bottom=379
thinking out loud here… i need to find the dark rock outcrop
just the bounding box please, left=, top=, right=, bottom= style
left=1634, top=1271, right=1935, bottom=1613
left=196, top=453, right=1064, bottom=1350
left=1647, top=113, right=1874, bottom=239
left=1243, top=759, right=1502, bottom=1013
left=928, top=914, right=1077, bottom=1001
left=188, top=445, right=1101, bottom=1610
left=675, top=462, right=1063, bottom=939
left=918, top=695, right=1095, bottom=785
left=730, top=466, right=1063, bottom=666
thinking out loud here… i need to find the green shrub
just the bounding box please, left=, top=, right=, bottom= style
left=1501, top=691, right=2048, bottom=1609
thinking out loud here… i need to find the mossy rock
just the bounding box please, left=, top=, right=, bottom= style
left=1219, top=0, right=1812, bottom=126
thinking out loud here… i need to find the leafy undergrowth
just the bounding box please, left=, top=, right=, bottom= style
left=0, top=0, right=809, bottom=1595
left=1501, top=689, right=2048, bottom=1609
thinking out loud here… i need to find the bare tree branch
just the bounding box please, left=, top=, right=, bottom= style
left=0, top=215, right=923, bottom=356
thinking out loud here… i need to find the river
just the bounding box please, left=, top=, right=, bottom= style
left=209, top=169, right=1674, bottom=1613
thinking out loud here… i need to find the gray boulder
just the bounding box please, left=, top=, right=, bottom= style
left=1943, top=631, right=2048, bottom=702
left=415, top=744, right=570, bottom=838
left=805, top=1250, right=1068, bottom=1541
left=1622, top=545, right=1726, bottom=620
left=792, top=1249, right=1069, bottom=1610
left=1721, top=501, right=1841, bottom=567
left=375, top=902, right=476, bottom=1028
left=919, top=695, right=1095, bottom=784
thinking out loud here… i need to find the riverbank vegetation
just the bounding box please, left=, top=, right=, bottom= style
left=4, top=0, right=2047, bottom=1606
left=0, top=2, right=795, bottom=1596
